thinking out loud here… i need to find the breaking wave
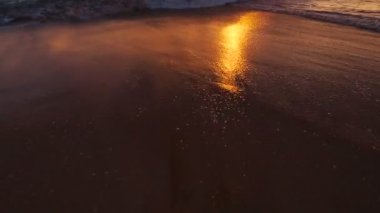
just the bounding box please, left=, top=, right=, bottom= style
left=243, top=0, right=380, bottom=32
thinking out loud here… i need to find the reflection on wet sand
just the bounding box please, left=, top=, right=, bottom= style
left=216, top=13, right=261, bottom=92
left=1, top=9, right=380, bottom=213
left=49, top=32, right=71, bottom=52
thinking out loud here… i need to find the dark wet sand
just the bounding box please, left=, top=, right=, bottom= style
left=0, top=8, right=380, bottom=212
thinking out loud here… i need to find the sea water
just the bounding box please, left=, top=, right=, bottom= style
left=0, top=0, right=379, bottom=31
left=245, top=0, right=380, bottom=31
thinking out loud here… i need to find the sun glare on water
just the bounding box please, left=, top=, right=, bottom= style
left=217, top=13, right=262, bottom=93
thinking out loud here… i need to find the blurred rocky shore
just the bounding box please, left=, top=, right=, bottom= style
left=0, top=0, right=238, bottom=25
left=0, top=0, right=150, bottom=25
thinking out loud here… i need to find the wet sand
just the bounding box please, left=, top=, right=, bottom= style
left=0, top=8, right=380, bottom=212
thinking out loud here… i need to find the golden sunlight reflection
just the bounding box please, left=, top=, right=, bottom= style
left=216, top=13, right=261, bottom=93
left=48, top=30, right=73, bottom=52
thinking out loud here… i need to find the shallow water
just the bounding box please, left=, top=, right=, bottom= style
left=251, top=0, right=380, bottom=17
left=246, top=0, right=380, bottom=31
left=0, top=9, right=380, bottom=212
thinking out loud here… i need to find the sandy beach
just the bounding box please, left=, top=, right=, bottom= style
left=0, top=8, right=379, bottom=212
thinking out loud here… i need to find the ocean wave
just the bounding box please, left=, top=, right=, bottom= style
left=244, top=2, right=380, bottom=32
left=145, top=0, right=380, bottom=32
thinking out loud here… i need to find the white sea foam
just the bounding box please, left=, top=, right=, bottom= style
left=145, top=0, right=380, bottom=32
left=1, top=0, right=378, bottom=31
left=243, top=0, right=380, bottom=32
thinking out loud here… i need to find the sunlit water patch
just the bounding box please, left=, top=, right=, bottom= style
left=216, top=13, right=262, bottom=93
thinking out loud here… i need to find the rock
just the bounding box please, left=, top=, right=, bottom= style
left=0, top=0, right=238, bottom=25
left=0, top=16, right=14, bottom=25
